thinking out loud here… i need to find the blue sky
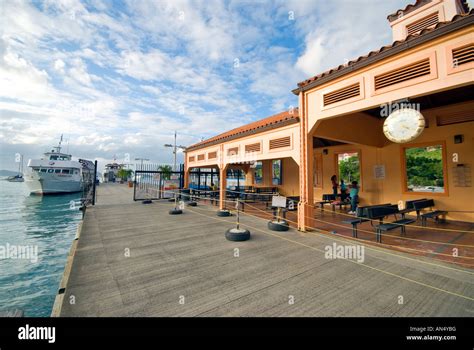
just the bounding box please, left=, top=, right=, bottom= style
left=0, top=0, right=443, bottom=171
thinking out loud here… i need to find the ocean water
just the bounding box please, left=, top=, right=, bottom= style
left=0, top=179, right=82, bottom=317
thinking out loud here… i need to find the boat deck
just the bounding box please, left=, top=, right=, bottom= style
left=58, top=183, right=474, bottom=316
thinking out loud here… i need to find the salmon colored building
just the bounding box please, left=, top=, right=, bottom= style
left=185, top=0, right=473, bottom=231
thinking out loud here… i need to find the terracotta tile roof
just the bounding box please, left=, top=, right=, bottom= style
left=294, top=10, right=474, bottom=94
left=186, top=109, right=299, bottom=151
left=387, top=0, right=470, bottom=22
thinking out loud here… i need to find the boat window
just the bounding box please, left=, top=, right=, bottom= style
left=50, top=156, right=58, bottom=160
left=47, top=169, right=54, bottom=173
left=62, top=169, right=70, bottom=174
left=74, top=170, right=79, bottom=174
left=40, top=169, right=47, bottom=173
left=55, top=169, right=61, bottom=173
left=34, top=168, right=39, bottom=172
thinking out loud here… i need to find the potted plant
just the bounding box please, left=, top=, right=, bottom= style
left=117, top=169, right=134, bottom=186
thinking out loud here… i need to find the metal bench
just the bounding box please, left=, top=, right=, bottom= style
left=342, top=203, right=391, bottom=238
left=366, top=205, right=415, bottom=243
left=314, top=194, right=336, bottom=212
left=413, top=199, right=448, bottom=227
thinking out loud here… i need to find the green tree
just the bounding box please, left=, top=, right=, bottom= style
left=158, top=165, right=172, bottom=180
left=339, top=156, right=360, bottom=183
left=117, top=168, right=134, bottom=181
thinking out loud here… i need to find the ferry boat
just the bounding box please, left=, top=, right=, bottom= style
left=26, top=137, right=95, bottom=194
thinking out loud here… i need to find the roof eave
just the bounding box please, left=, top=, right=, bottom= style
left=293, top=13, right=473, bottom=95
left=185, top=117, right=300, bottom=152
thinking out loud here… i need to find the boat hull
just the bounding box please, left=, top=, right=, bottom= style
left=26, top=174, right=82, bottom=194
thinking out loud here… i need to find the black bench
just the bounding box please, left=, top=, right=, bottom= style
left=398, top=198, right=427, bottom=218
left=315, top=194, right=336, bottom=211
left=366, top=205, right=415, bottom=243
left=342, top=203, right=391, bottom=238
left=413, top=199, right=447, bottom=227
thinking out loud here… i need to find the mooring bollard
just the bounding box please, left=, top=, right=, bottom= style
left=225, top=199, right=250, bottom=241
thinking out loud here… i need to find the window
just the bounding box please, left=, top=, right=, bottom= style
left=272, top=159, right=282, bottom=185
left=47, top=169, right=54, bottom=173
left=40, top=169, right=47, bottom=173
left=254, top=161, right=263, bottom=185
left=62, top=169, right=70, bottom=174
left=403, top=143, right=446, bottom=193
left=50, top=155, right=58, bottom=160
left=54, top=169, right=61, bottom=173
left=336, top=152, right=360, bottom=185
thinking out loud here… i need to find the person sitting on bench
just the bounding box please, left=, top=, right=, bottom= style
left=348, top=181, right=359, bottom=215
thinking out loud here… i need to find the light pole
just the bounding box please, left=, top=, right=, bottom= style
left=164, top=131, right=186, bottom=171
left=135, top=157, right=150, bottom=170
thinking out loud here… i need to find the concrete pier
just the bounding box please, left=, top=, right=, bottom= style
left=57, top=183, right=474, bottom=316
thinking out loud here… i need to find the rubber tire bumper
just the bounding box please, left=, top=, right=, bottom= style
left=187, top=201, right=197, bottom=207
left=169, top=209, right=183, bottom=215
left=142, top=200, right=152, bottom=204
left=225, top=228, right=250, bottom=241
left=217, top=210, right=231, bottom=217
left=268, top=220, right=289, bottom=231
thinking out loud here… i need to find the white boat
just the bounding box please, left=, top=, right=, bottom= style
left=7, top=154, right=25, bottom=182
left=25, top=137, right=95, bottom=194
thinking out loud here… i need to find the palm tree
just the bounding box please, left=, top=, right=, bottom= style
left=158, top=165, right=172, bottom=180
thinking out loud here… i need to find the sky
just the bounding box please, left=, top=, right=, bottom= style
left=0, top=0, right=437, bottom=171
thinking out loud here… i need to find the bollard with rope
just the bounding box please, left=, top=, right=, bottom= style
left=169, top=192, right=183, bottom=215
left=267, top=195, right=290, bottom=231
left=225, top=198, right=250, bottom=241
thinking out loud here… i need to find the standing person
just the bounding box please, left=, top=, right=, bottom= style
left=331, top=175, right=338, bottom=196
left=348, top=181, right=359, bottom=215
left=340, top=179, right=348, bottom=201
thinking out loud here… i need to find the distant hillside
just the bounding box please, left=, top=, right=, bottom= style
left=0, top=170, right=19, bottom=176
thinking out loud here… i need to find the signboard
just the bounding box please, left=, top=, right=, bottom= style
left=374, top=165, right=385, bottom=179
left=162, top=179, right=180, bottom=199
left=272, top=195, right=287, bottom=208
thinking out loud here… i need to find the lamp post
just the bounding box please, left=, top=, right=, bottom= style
left=134, top=157, right=149, bottom=170
left=164, top=131, right=186, bottom=171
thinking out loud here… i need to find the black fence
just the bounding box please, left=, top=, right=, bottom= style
left=133, top=163, right=184, bottom=201
left=79, top=160, right=98, bottom=217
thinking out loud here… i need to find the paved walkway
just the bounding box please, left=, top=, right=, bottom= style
left=59, top=183, right=474, bottom=316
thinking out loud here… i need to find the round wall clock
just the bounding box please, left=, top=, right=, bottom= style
left=383, top=108, right=425, bottom=143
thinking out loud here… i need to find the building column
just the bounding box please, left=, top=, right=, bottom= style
left=219, top=144, right=227, bottom=210
left=219, top=165, right=227, bottom=210
left=184, top=168, right=189, bottom=188
left=298, top=91, right=314, bottom=231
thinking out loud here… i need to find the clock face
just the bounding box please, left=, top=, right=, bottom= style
left=383, top=108, right=425, bottom=143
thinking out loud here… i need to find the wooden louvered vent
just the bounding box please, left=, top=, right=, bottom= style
left=197, top=154, right=205, bottom=161
left=406, top=12, right=438, bottom=36
left=245, top=142, right=261, bottom=153
left=269, top=136, right=291, bottom=150
left=374, top=58, right=430, bottom=90
left=227, top=147, right=239, bottom=155
left=208, top=151, right=217, bottom=159
left=437, top=111, right=474, bottom=126
left=323, top=83, right=360, bottom=106
left=452, top=44, right=474, bottom=67
left=188, top=156, right=195, bottom=162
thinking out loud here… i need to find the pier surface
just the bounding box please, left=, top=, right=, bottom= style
left=59, top=184, right=473, bottom=316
